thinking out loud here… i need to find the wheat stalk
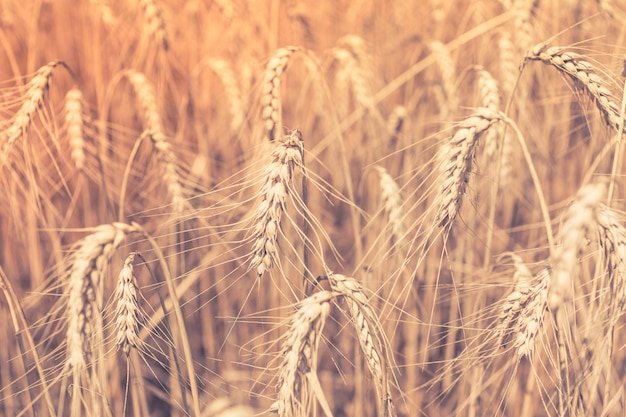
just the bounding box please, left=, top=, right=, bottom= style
left=474, top=67, right=516, bottom=192
left=250, top=129, right=304, bottom=277
left=63, top=223, right=138, bottom=416
left=435, top=108, right=501, bottom=229
left=261, top=47, right=299, bottom=141
left=476, top=68, right=501, bottom=113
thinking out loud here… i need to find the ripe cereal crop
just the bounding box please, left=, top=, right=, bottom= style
left=2, top=1, right=626, bottom=417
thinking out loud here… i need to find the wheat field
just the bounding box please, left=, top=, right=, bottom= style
left=2, top=0, right=626, bottom=416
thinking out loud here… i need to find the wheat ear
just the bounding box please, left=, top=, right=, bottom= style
left=66, top=222, right=139, bottom=370
left=272, top=291, right=334, bottom=417
left=428, top=41, right=459, bottom=117
left=435, top=108, right=501, bottom=229
left=126, top=70, right=185, bottom=212
left=64, top=87, right=86, bottom=171
left=525, top=44, right=623, bottom=132
left=512, top=266, right=551, bottom=358
left=139, top=0, right=169, bottom=50
left=336, top=34, right=371, bottom=69
left=206, top=59, right=245, bottom=132
left=510, top=0, right=539, bottom=53
left=494, top=254, right=550, bottom=358
left=476, top=68, right=502, bottom=157
left=375, top=166, right=405, bottom=242
left=596, top=205, right=626, bottom=316
left=5, top=61, right=62, bottom=145
left=250, top=129, right=304, bottom=277
left=114, top=252, right=142, bottom=355
left=261, top=47, right=299, bottom=141
left=332, top=47, right=375, bottom=112
left=498, top=31, right=518, bottom=98
left=386, top=105, right=407, bottom=143
left=497, top=253, right=534, bottom=336
left=88, top=0, right=117, bottom=26
left=213, top=0, right=236, bottom=19
left=548, top=182, right=606, bottom=310
left=327, top=272, right=395, bottom=416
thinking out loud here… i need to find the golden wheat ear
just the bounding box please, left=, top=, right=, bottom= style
left=261, top=47, right=299, bottom=142
left=525, top=44, right=623, bottom=132
left=548, top=182, right=606, bottom=311
left=326, top=272, right=396, bottom=417
left=113, top=252, right=142, bottom=356
left=374, top=165, right=405, bottom=243
left=65, top=223, right=140, bottom=372
left=597, top=205, right=626, bottom=318
left=434, top=108, right=501, bottom=229
left=272, top=290, right=334, bottom=417
left=125, top=70, right=186, bottom=214
left=3, top=61, right=68, bottom=156
left=64, top=87, right=87, bottom=172
left=138, top=0, right=169, bottom=50
left=250, top=129, right=305, bottom=277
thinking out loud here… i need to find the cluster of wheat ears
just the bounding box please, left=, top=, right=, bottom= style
left=3, top=1, right=626, bottom=416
